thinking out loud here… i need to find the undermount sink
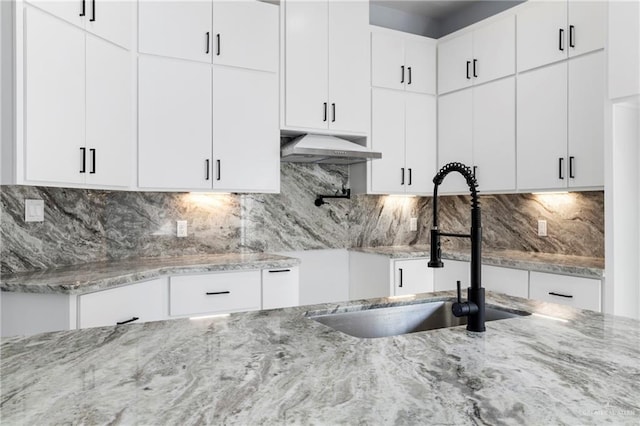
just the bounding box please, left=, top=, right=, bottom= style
left=308, top=300, right=530, bottom=339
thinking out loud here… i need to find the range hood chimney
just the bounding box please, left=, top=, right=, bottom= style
left=280, top=134, right=382, bottom=165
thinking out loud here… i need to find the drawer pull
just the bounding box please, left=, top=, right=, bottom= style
left=549, top=291, right=573, bottom=299
left=206, top=291, right=230, bottom=296
left=268, top=269, right=291, bottom=273
left=116, top=317, right=139, bottom=325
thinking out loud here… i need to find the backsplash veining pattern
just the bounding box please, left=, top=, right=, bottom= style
left=0, top=164, right=604, bottom=273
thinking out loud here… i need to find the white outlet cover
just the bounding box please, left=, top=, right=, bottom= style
left=410, top=217, right=418, bottom=232
left=25, top=199, right=44, bottom=222
left=176, top=220, right=188, bottom=237
left=538, top=220, right=548, bottom=237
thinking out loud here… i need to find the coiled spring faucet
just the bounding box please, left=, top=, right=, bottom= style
left=428, top=162, right=485, bottom=332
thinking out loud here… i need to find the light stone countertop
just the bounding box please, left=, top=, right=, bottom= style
left=349, top=245, right=604, bottom=279
left=1, top=291, right=638, bottom=425
left=0, top=253, right=300, bottom=295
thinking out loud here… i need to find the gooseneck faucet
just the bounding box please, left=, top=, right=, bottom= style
left=428, top=162, right=485, bottom=332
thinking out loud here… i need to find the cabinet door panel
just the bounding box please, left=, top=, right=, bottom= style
left=405, top=93, right=436, bottom=194
left=212, top=1, right=278, bottom=72
left=139, top=1, right=211, bottom=62
left=328, top=0, right=369, bottom=134
left=284, top=0, right=329, bottom=129
left=25, top=0, right=85, bottom=28
left=138, top=56, right=212, bottom=189
left=370, top=89, right=405, bottom=194
left=437, top=32, right=473, bottom=95
left=85, top=35, right=131, bottom=187
left=473, top=77, right=516, bottom=192
left=473, top=15, right=515, bottom=85
left=434, top=260, right=469, bottom=292
left=24, top=7, right=85, bottom=185
left=517, top=1, right=567, bottom=72
left=482, top=265, right=528, bottom=298
left=371, top=31, right=405, bottom=91
left=568, top=51, right=604, bottom=188
left=529, top=271, right=601, bottom=312
left=85, top=0, right=132, bottom=49
left=437, top=89, right=473, bottom=193
left=568, top=1, right=605, bottom=58
left=262, top=267, right=299, bottom=310
left=394, top=259, right=433, bottom=296
left=212, top=67, right=279, bottom=192
left=517, top=62, right=568, bottom=191
left=404, top=38, right=436, bottom=95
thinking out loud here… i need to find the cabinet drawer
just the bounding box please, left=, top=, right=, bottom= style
left=79, top=279, right=167, bottom=329
left=262, top=267, right=299, bottom=310
left=483, top=265, right=529, bottom=298
left=529, top=271, right=601, bottom=312
left=169, top=271, right=261, bottom=316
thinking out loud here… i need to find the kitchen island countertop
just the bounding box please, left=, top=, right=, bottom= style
left=1, top=291, right=638, bottom=425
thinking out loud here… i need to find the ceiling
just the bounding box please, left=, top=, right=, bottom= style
left=371, top=0, right=479, bottom=20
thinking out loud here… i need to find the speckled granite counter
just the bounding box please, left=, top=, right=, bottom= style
left=350, top=246, right=604, bottom=279
left=1, top=292, right=638, bottom=424
left=0, top=253, right=300, bottom=295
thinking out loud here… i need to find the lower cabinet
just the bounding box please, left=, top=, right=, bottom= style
left=262, top=267, right=300, bottom=310
left=529, top=271, right=601, bottom=312
left=79, top=278, right=167, bottom=329
left=393, top=259, right=434, bottom=296
left=433, top=259, right=469, bottom=292
left=482, top=265, right=529, bottom=299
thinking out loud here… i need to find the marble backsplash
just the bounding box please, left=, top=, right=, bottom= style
left=0, top=164, right=604, bottom=273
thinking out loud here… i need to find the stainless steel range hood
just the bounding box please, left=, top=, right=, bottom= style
left=280, top=134, right=382, bottom=165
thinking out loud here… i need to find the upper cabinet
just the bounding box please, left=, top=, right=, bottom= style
left=282, top=0, right=369, bottom=135
left=517, top=0, right=605, bottom=72
left=608, top=0, right=640, bottom=100
left=371, top=27, right=436, bottom=95
left=438, top=15, right=515, bottom=95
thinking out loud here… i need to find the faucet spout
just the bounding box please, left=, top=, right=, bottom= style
left=428, top=162, right=485, bottom=332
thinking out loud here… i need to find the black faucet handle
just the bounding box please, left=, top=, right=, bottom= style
left=456, top=280, right=462, bottom=303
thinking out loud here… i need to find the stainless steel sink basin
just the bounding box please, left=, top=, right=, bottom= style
left=309, top=300, right=530, bottom=338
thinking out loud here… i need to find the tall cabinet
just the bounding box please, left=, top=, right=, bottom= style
left=138, top=0, right=279, bottom=192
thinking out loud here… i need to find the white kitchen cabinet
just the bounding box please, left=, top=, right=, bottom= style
left=370, top=88, right=436, bottom=195
left=169, top=271, right=262, bottom=317
left=262, top=267, right=300, bottom=310
left=433, top=260, right=469, bottom=292
left=78, top=279, right=167, bottom=329
left=22, top=6, right=131, bottom=188
left=529, top=271, right=601, bottom=312
left=393, top=259, right=434, bottom=296
left=25, top=0, right=86, bottom=28
left=283, top=0, right=368, bottom=134
left=482, top=265, right=529, bottom=299
left=608, top=1, right=640, bottom=99
left=138, top=55, right=212, bottom=190
left=517, top=51, right=604, bottom=191
left=371, top=27, right=436, bottom=95
left=1, top=292, right=77, bottom=337
left=438, top=77, right=515, bottom=194
left=438, top=15, right=515, bottom=95
left=517, top=0, right=605, bottom=72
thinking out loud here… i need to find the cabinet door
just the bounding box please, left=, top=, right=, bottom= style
left=328, top=0, right=369, bottom=134
left=138, top=1, right=212, bottom=62
left=371, top=31, right=405, bottom=91
left=404, top=38, right=436, bottom=95
left=472, top=15, right=515, bottom=85
left=517, top=62, right=568, bottom=191
left=370, top=88, right=405, bottom=194
left=437, top=32, right=473, bottom=95
left=212, top=1, right=278, bottom=72
left=434, top=260, right=469, bottom=292
left=79, top=279, right=167, bottom=329
left=568, top=1, right=605, bottom=58
left=517, top=1, right=567, bottom=72
left=284, top=0, right=329, bottom=130
left=169, top=271, right=261, bottom=317
left=25, top=0, right=85, bottom=28
left=437, top=89, right=473, bottom=194
left=394, top=259, right=433, bottom=296
left=482, top=265, right=528, bottom=298
left=212, top=67, right=279, bottom=193
left=262, top=267, right=300, bottom=310
left=138, top=56, right=212, bottom=190
left=473, top=77, right=516, bottom=192
left=24, top=7, right=85, bottom=185
left=568, top=51, right=604, bottom=188
left=608, top=1, right=640, bottom=99
left=405, top=93, right=436, bottom=194
left=85, top=0, right=132, bottom=49
left=529, top=271, right=601, bottom=312
left=85, top=35, right=131, bottom=187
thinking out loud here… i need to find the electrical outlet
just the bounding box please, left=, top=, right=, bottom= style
left=176, top=220, right=188, bottom=237
left=410, top=217, right=418, bottom=232
left=538, top=220, right=547, bottom=237
left=25, top=199, right=44, bottom=222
